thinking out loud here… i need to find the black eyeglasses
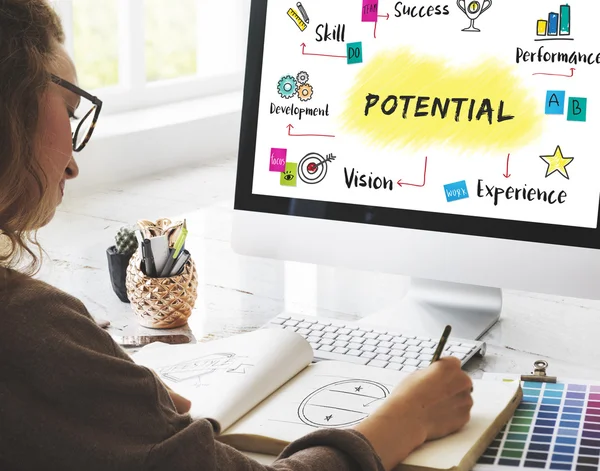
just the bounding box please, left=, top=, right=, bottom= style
left=50, top=74, right=103, bottom=153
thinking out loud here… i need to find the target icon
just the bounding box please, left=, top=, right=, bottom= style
left=299, top=152, right=336, bottom=185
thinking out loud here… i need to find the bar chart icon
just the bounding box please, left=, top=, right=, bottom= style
left=536, top=4, right=572, bottom=40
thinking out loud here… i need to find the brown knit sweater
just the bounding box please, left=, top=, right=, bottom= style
left=0, top=269, right=385, bottom=471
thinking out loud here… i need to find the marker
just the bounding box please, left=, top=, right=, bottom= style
left=430, top=325, right=452, bottom=364
left=297, top=2, right=309, bottom=24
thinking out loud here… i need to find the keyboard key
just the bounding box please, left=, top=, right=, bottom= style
left=284, top=320, right=299, bottom=327
left=338, top=335, right=352, bottom=342
left=324, top=326, right=338, bottom=333
left=375, top=354, right=391, bottom=361
left=349, top=337, right=365, bottom=345
left=420, top=341, right=435, bottom=348
left=360, top=345, right=376, bottom=353
left=390, top=349, right=406, bottom=357
left=416, top=336, right=431, bottom=341
left=452, top=346, right=472, bottom=354
left=348, top=342, right=363, bottom=350
left=367, top=360, right=389, bottom=368
left=404, top=352, right=419, bottom=360
left=297, top=322, right=312, bottom=329
left=389, top=356, right=405, bottom=364
left=338, top=328, right=351, bottom=335
left=421, top=347, right=436, bottom=355
left=297, top=328, right=311, bottom=336
left=401, top=366, right=418, bottom=372
left=307, top=336, right=321, bottom=343
left=404, top=359, right=420, bottom=367
left=406, top=346, right=422, bottom=353
left=284, top=326, right=298, bottom=332
left=406, top=339, right=421, bottom=346
left=365, top=332, right=378, bottom=340
left=349, top=330, right=365, bottom=338
left=278, top=315, right=291, bottom=320
left=334, top=341, right=348, bottom=348
left=333, top=347, right=349, bottom=354
left=320, top=345, right=334, bottom=352
left=391, top=343, right=407, bottom=351
left=385, top=363, right=403, bottom=370
left=364, top=339, right=379, bottom=346
left=460, top=343, right=477, bottom=349
left=310, top=342, right=320, bottom=350
left=392, top=337, right=406, bottom=344
left=348, top=349, right=362, bottom=356
left=310, top=330, right=324, bottom=338
left=419, top=360, right=431, bottom=368
left=375, top=347, right=390, bottom=355
left=402, top=335, right=416, bottom=340
left=449, top=352, right=467, bottom=360
left=360, top=351, right=377, bottom=359
left=378, top=341, right=393, bottom=348
left=315, top=351, right=370, bottom=365
left=319, top=338, right=334, bottom=346
left=379, top=334, right=393, bottom=341
left=323, top=332, right=337, bottom=340
left=311, top=324, right=325, bottom=331
left=418, top=354, right=434, bottom=362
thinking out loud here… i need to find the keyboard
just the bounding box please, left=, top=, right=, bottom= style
left=265, top=313, right=486, bottom=372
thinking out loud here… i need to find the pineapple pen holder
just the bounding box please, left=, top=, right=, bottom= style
left=125, top=251, right=199, bottom=329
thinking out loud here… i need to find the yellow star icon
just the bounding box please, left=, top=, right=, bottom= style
left=540, top=145, right=574, bottom=180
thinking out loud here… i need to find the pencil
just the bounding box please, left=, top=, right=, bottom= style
left=430, top=325, right=452, bottom=365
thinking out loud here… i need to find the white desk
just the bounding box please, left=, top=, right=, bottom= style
left=37, top=156, right=600, bottom=448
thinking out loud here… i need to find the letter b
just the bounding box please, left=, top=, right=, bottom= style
left=567, top=97, right=587, bottom=122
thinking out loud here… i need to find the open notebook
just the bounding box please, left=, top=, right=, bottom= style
left=132, top=329, right=522, bottom=471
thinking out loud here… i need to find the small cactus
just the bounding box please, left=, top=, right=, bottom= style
left=115, top=226, right=138, bottom=256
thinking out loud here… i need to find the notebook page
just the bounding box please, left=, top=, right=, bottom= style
left=132, top=329, right=313, bottom=432
left=223, top=360, right=408, bottom=442
left=223, top=360, right=520, bottom=468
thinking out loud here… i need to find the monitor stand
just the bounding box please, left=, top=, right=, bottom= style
left=357, top=278, right=502, bottom=340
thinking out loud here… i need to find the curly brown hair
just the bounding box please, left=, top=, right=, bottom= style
left=0, top=0, right=65, bottom=274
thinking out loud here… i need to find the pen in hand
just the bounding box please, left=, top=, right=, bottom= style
left=430, top=325, right=452, bottom=365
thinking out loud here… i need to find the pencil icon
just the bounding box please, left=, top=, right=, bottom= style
left=297, top=2, right=309, bottom=24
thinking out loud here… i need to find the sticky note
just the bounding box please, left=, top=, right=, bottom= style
left=280, top=162, right=298, bottom=187
left=362, top=0, right=378, bottom=22
left=347, top=42, right=363, bottom=65
left=545, top=91, right=565, bottom=115
left=567, top=97, right=587, bottom=122
left=270, top=148, right=287, bottom=172
left=444, top=181, right=469, bottom=203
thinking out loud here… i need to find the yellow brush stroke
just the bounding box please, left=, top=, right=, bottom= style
left=341, top=48, right=543, bottom=152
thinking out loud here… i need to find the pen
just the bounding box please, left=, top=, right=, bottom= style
left=172, top=219, right=188, bottom=260
left=430, top=325, right=452, bottom=365
left=297, top=2, right=309, bottom=23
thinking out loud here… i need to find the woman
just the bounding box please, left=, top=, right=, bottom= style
left=0, top=1, right=474, bottom=470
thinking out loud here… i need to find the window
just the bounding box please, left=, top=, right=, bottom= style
left=51, top=0, right=249, bottom=115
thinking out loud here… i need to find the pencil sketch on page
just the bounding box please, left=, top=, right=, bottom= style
left=298, top=379, right=389, bottom=428
left=158, top=353, right=254, bottom=386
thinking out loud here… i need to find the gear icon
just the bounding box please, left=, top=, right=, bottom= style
left=297, top=71, right=309, bottom=85
left=297, top=83, right=313, bottom=102
left=277, top=75, right=298, bottom=99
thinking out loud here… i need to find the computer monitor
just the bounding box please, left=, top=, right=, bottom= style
left=233, top=0, right=600, bottom=340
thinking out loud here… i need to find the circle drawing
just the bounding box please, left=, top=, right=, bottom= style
left=298, top=380, right=389, bottom=428
left=277, top=75, right=298, bottom=99
left=299, top=152, right=329, bottom=184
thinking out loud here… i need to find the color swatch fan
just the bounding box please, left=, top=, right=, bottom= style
left=476, top=375, right=600, bottom=471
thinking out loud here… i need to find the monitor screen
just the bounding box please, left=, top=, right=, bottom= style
left=235, top=0, right=600, bottom=249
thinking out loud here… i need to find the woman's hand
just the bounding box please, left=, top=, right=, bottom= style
left=354, top=357, right=473, bottom=471
left=165, top=386, right=192, bottom=414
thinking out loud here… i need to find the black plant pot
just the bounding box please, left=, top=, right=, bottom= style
left=106, top=246, right=133, bottom=303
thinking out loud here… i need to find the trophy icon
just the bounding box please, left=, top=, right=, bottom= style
left=457, top=0, right=492, bottom=32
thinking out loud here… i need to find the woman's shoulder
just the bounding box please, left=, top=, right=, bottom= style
left=0, top=268, right=89, bottom=316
